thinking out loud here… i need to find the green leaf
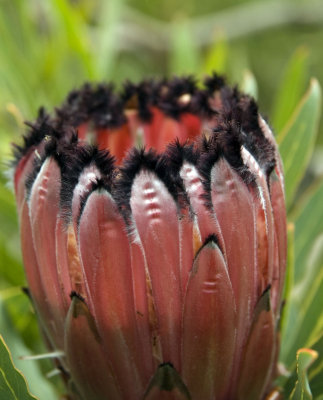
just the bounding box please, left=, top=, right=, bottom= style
left=278, top=79, right=321, bottom=208
left=0, top=293, right=59, bottom=400
left=289, top=349, right=318, bottom=400
left=240, top=69, right=258, bottom=99
left=281, top=234, right=323, bottom=367
left=169, top=16, right=201, bottom=75
left=0, top=335, right=38, bottom=400
left=293, top=179, right=323, bottom=283
left=279, top=223, right=295, bottom=342
left=273, top=47, right=309, bottom=139
left=203, top=31, right=228, bottom=75
left=49, top=0, right=97, bottom=79
left=95, top=0, right=125, bottom=78
left=307, top=333, right=323, bottom=397
left=280, top=181, right=323, bottom=367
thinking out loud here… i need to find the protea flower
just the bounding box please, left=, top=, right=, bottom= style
left=13, top=75, right=287, bottom=400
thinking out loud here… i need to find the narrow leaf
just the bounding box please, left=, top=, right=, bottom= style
left=203, top=31, right=228, bottom=75
left=241, top=69, right=258, bottom=99
left=307, top=332, right=323, bottom=397
left=278, top=79, right=321, bottom=207
left=169, top=17, right=200, bottom=75
left=279, top=223, right=295, bottom=342
left=289, top=348, right=318, bottom=400
left=273, top=47, right=309, bottom=138
left=281, top=234, right=323, bottom=367
left=293, top=179, right=323, bottom=283
left=0, top=335, right=38, bottom=400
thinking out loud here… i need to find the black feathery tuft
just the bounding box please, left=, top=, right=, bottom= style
left=77, top=177, right=114, bottom=227
left=115, top=147, right=181, bottom=218
left=198, top=120, right=255, bottom=208
left=218, top=87, right=276, bottom=176
left=238, top=96, right=276, bottom=176
left=203, top=73, right=226, bottom=94
left=55, top=83, right=126, bottom=129
left=24, top=126, right=78, bottom=198
left=157, top=76, right=198, bottom=119
left=121, top=79, right=162, bottom=122
left=12, top=108, right=52, bottom=165
left=59, top=144, right=115, bottom=222
left=165, top=139, right=199, bottom=173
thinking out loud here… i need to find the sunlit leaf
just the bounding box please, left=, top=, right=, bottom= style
left=281, top=234, right=323, bottom=367
left=95, top=0, right=125, bottom=77
left=169, top=17, right=201, bottom=75
left=240, top=69, right=258, bottom=99
left=307, top=333, right=323, bottom=397
left=293, top=179, right=323, bottom=283
left=273, top=46, right=309, bottom=139
left=279, top=223, right=295, bottom=341
left=0, top=335, right=38, bottom=400
left=279, top=79, right=321, bottom=207
left=289, top=348, right=318, bottom=400
left=0, top=294, right=58, bottom=400
left=203, top=31, right=228, bottom=75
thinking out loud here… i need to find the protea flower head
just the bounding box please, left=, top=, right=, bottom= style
left=13, top=75, right=287, bottom=400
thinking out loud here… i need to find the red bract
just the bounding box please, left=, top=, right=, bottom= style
left=13, top=75, right=287, bottom=400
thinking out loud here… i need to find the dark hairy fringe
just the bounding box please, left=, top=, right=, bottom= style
left=121, top=79, right=163, bottom=122
left=12, top=108, right=52, bottom=165
left=77, top=177, right=114, bottom=228
left=55, top=82, right=126, bottom=129
left=162, top=140, right=201, bottom=211
left=164, top=139, right=200, bottom=172
left=53, top=74, right=226, bottom=130
left=24, top=128, right=78, bottom=199
left=59, top=144, right=115, bottom=223
left=219, top=86, right=276, bottom=176
left=16, top=74, right=277, bottom=202
left=24, top=130, right=115, bottom=214
left=114, top=147, right=181, bottom=221
left=197, top=120, right=256, bottom=209
left=156, top=76, right=198, bottom=119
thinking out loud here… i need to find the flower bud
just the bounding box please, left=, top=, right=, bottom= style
left=13, top=75, right=286, bottom=400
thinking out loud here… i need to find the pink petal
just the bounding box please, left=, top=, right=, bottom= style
left=182, top=239, right=236, bottom=399
left=269, top=168, right=287, bottom=314
left=236, top=290, right=276, bottom=400
left=210, top=158, right=257, bottom=330
left=130, top=170, right=182, bottom=371
left=130, top=238, right=158, bottom=375
left=180, top=113, right=201, bottom=141
left=97, top=124, right=133, bottom=164
left=29, top=157, right=67, bottom=349
left=178, top=208, right=198, bottom=294
left=20, top=199, right=54, bottom=341
left=241, top=147, right=275, bottom=298
left=71, top=164, right=102, bottom=235
left=55, top=218, right=73, bottom=302
left=14, top=142, right=45, bottom=213
left=78, top=189, right=146, bottom=397
left=179, top=162, right=226, bottom=256
left=64, top=295, right=122, bottom=400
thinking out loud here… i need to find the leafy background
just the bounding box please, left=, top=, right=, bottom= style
left=0, top=0, right=322, bottom=398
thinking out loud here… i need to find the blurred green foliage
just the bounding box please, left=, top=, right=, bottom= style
left=0, top=0, right=322, bottom=398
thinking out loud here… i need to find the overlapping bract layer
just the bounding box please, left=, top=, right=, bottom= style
left=13, top=75, right=287, bottom=400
